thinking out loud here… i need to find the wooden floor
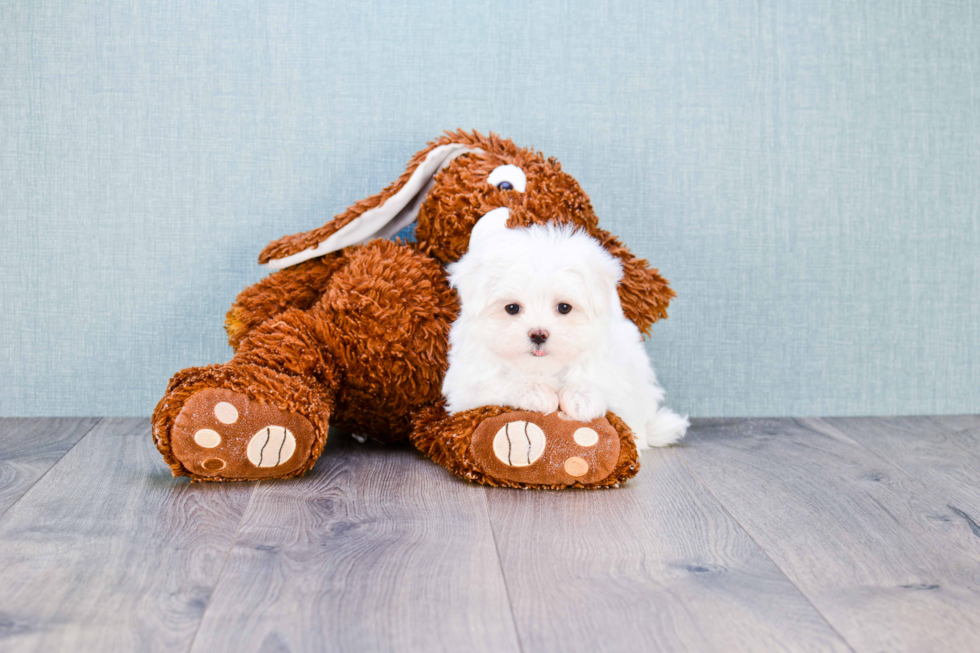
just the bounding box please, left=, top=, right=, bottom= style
left=1, top=417, right=979, bottom=652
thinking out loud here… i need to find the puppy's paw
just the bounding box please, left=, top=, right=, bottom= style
left=558, top=385, right=607, bottom=422
left=645, top=407, right=689, bottom=447
left=514, top=383, right=560, bottom=414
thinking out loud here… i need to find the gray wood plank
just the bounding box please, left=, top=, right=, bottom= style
left=486, top=447, right=851, bottom=652
left=191, top=436, right=521, bottom=653
left=819, top=415, right=980, bottom=512
left=0, top=418, right=255, bottom=652
left=679, top=418, right=980, bottom=653
left=0, top=418, right=100, bottom=516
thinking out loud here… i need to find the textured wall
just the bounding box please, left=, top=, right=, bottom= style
left=1, top=1, right=978, bottom=417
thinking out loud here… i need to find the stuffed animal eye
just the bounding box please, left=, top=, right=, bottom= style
left=557, top=303, right=572, bottom=315
left=505, top=304, right=522, bottom=315
left=487, top=165, right=527, bottom=193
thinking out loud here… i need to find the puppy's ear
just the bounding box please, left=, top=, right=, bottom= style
left=445, top=253, right=479, bottom=311
left=589, top=237, right=625, bottom=291
left=592, top=228, right=675, bottom=336
left=260, top=139, right=481, bottom=269
left=571, top=233, right=625, bottom=316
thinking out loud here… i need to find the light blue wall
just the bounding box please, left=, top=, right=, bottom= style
left=2, top=1, right=978, bottom=418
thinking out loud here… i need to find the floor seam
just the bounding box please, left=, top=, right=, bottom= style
left=675, top=447, right=858, bottom=653
left=798, top=416, right=980, bottom=551
left=0, top=417, right=103, bottom=521
left=482, top=488, right=526, bottom=653
left=185, top=479, right=260, bottom=653
left=796, top=417, right=927, bottom=484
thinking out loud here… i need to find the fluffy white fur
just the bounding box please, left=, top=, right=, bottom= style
left=442, top=223, right=688, bottom=450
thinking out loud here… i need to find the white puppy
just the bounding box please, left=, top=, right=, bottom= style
left=442, top=223, right=688, bottom=450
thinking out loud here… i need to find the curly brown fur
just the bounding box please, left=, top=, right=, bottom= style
left=153, top=240, right=459, bottom=479
left=154, top=130, right=674, bottom=486
left=313, top=240, right=459, bottom=441
left=226, top=255, right=347, bottom=350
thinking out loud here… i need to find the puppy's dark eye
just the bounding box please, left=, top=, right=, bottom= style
left=557, top=303, right=572, bottom=315
left=497, top=181, right=514, bottom=191
left=505, top=304, right=521, bottom=315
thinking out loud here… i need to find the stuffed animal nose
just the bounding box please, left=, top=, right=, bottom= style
left=529, top=329, right=549, bottom=345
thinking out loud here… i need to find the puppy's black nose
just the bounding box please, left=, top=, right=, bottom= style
left=529, top=329, right=549, bottom=345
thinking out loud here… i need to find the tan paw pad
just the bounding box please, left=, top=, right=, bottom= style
left=470, top=411, right=621, bottom=486
left=492, top=421, right=546, bottom=467
left=171, top=388, right=316, bottom=480
left=573, top=427, right=599, bottom=447
left=246, top=427, right=296, bottom=468
left=564, top=457, right=589, bottom=477
left=193, top=429, right=222, bottom=448
left=214, top=401, right=239, bottom=424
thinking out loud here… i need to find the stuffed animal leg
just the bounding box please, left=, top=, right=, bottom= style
left=154, top=131, right=675, bottom=488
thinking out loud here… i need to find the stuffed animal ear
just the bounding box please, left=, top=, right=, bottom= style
left=260, top=142, right=481, bottom=270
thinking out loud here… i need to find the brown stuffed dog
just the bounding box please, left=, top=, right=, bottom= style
left=152, top=131, right=675, bottom=489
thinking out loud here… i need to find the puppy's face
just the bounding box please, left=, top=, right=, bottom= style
left=450, top=225, right=623, bottom=373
